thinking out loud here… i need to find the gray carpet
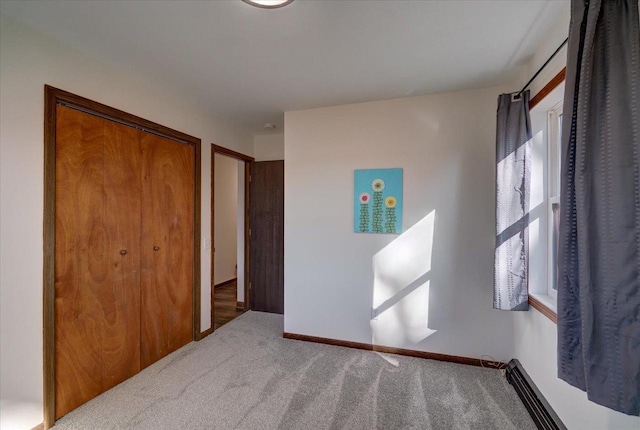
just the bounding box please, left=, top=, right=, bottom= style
left=54, top=311, right=535, bottom=430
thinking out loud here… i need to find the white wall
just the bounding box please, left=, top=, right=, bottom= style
left=513, top=309, right=640, bottom=429
left=254, top=133, right=284, bottom=161
left=283, top=59, right=640, bottom=428
left=237, top=161, right=245, bottom=303
left=0, top=13, right=252, bottom=424
left=510, top=9, right=640, bottom=430
left=214, top=154, right=238, bottom=284
left=524, top=8, right=570, bottom=98
left=285, top=85, right=518, bottom=362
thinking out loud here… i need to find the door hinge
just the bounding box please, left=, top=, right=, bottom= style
left=249, top=282, right=252, bottom=291
left=249, top=228, right=251, bottom=236
left=249, top=175, right=252, bottom=182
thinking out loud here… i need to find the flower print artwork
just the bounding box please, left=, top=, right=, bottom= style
left=372, top=178, right=385, bottom=192
left=354, top=169, right=402, bottom=234
left=384, top=196, right=397, bottom=233
left=371, top=179, right=385, bottom=233
left=359, top=193, right=370, bottom=232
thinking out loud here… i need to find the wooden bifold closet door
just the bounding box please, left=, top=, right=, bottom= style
left=54, top=105, right=193, bottom=418
left=140, top=132, right=194, bottom=368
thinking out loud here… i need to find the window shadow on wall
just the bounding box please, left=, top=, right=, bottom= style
left=371, top=210, right=436, bottom=346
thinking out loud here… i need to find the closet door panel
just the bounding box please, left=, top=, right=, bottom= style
left=55, top=105, right=106, bottom=418
left=102, top=121, right=142, bottom=390
left=165, top=139, right=194, bottom=351
left=140, top=134, right=194, bottom=368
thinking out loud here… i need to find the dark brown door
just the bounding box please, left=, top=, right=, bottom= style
left=140, top=133, right=194, bottom=368
left=250, top=160, right=284, bottom=314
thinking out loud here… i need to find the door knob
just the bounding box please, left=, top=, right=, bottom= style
left=153, top=246, right=160, bottom=251
left=120, top=250, right=127, bottom=256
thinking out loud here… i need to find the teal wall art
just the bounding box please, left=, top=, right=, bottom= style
left=354, top=168, right=403, bottom=234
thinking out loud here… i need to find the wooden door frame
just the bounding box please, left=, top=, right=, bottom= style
left=211, top=144, right=254, bottom=329
left=43, top=85, right=202, bottom=429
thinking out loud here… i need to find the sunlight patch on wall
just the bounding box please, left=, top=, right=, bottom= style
left=372, top=280, right=436, bottom=345
left=371, top=210, right=436, bottom=346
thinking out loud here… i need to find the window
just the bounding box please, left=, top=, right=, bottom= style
left=547, top=101, right=562, bottom=299
left=525, top=97, right=562, bottom=319
left=526, top=70, right=566, bottom=321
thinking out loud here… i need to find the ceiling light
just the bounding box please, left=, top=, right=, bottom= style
left=242, top=0, right=294, bottom=9
left=263, top=123, right=277, bottom=130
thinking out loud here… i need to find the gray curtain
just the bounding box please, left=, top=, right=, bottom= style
left=494, top=91, right=531, bottom=311
left=558, top=0, right=640, bottom=416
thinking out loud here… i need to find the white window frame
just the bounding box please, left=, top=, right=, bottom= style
left=546, top=101, right=563, bottom=300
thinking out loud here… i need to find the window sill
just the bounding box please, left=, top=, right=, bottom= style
left=528, top=293, right=557, bottom=324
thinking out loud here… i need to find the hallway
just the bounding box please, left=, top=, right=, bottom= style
left=213, top=281, right=244, bottom=330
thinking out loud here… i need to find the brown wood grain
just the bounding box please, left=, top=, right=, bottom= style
left=210, top=145, right=254, bottom=328
left=45, top=86, right=202, bottom=428
left=529, top=68, right=566, bottom=110
left=209, top=149, right=215, bottom=330
left=198, top=327, right=214, bottom=339
left=140, top=133, right=194, bottom=368
left=102, top=121, right=142, bottom=390
left=193, top=140, right=202, bottom=339
left=212, top=144, right=255, bottom=162
left=528, top=295, right=558, bottom=324
left=249, top=161, right=284, bottom=314
left=283, top=333, right=506, bottom=369
left=45, top=86, right=200, bottom=148
left=244, top=162, right=251, bottom=311
left=213, top=282, right=244, bottom=330
left=214, top=278, right=237, bottom=289
left=43, top=86, right=58, bottom=429
left=54, top=105, right=106, bottom=418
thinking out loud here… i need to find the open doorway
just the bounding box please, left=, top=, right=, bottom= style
left=211, top=145, right=254, bottom=330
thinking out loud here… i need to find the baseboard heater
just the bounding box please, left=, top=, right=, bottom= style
left=506, top=359, right=566, bottom=430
